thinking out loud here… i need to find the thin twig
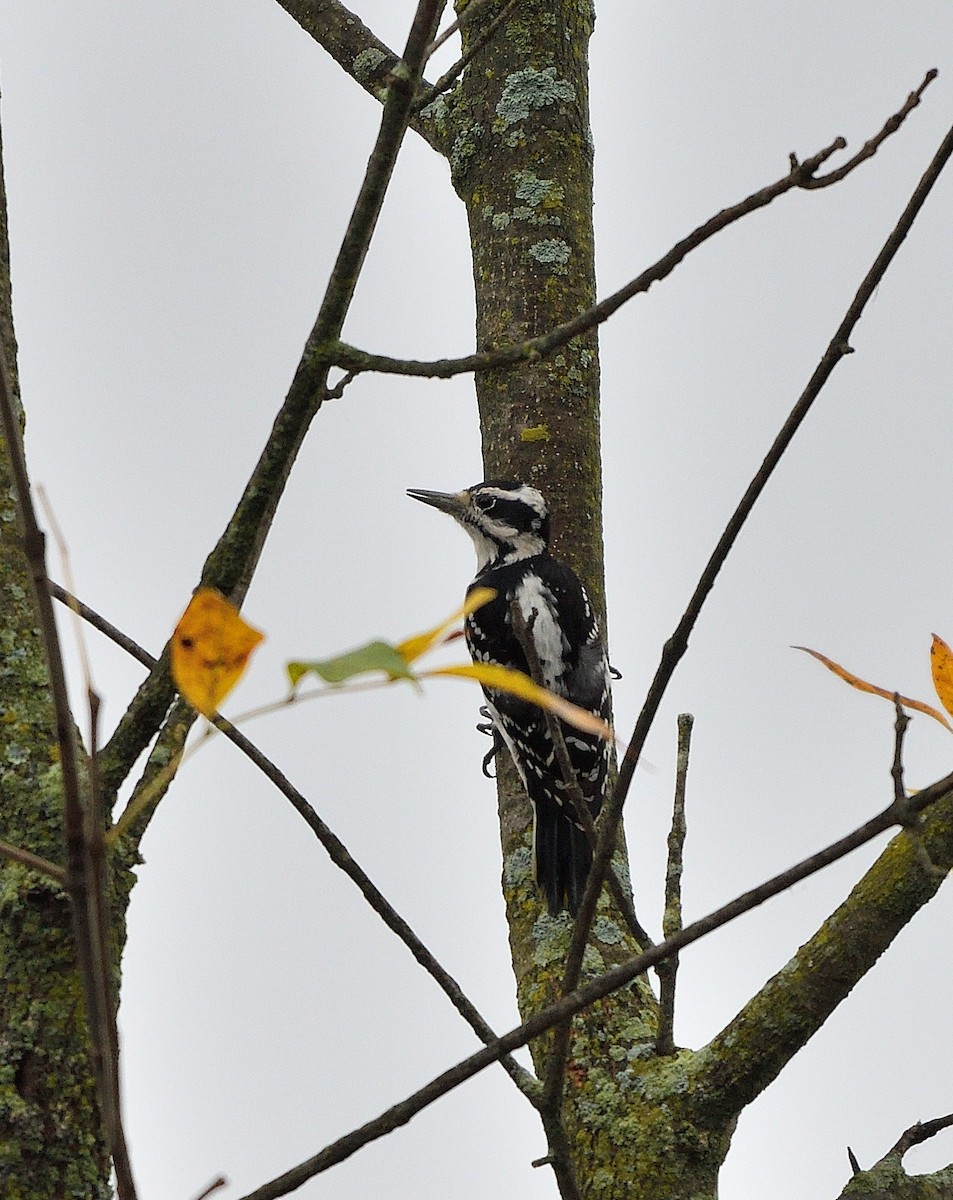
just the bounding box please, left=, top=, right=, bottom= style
left=190, top=1175, right=228, bottom=1200
left=538, top=1105, right=582, bottom=1200
left=273, top=1, right=448, bottom=155
left=0, top=837, right=66, bottom=882
left=426, top=0, right=500, bottom=57
left=891, top=693, right=910, bottom=806
left=576, top=111, right=953, bottom=983
left=235, top=765, right=953, bottom=1200
left=212, top=713, right=540, bottom=1101
left=800, top=69, right=937, bottom=188
left=333, top=71, right=936, bottom=382
left=415, top=0, right=520, bottom=112
left=888, top=1112, right=953, bottom=1158
left=48, top=582, right=157, bottom=669
left=656, top=713, right=692, bottom=1056
left=36, top=496, right=132, bottom=1188
left=52, top=587, right=540, bottom=1105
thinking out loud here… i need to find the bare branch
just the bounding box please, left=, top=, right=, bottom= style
left=100, top=0, right=444, bottom=807
left=656, top=713, right=693, bottom=1057
left=190, top=1178, right=228, bottom=1200
left=0, top=837, right=66, bottom=883
left=235, top=766, right=953, bottom=1200
left=579, top=111, right=953, bottom=986
left=331, top=71, right=937, bottom=382
left=800, top=69, right=937, bottom=188
left=212, top=712, right=540, bottom=1102
left=415, top=0, right=521, bottom=112
left=274, top=0, right=449, bottom=154
left=426, top=0, right=501, bottom=57
left=891, top=693, right=910, bottom=805
left=53, top=586, right=540, bottom=1105
left=49, top=581, right=156, bottom=670
left=890, top=1114, right=953, bottom=1159
left=837, top=1113, right=953, bottom=1198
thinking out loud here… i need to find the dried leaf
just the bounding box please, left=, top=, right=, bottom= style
left=396, top=587, right=496, bottom=664
left=172, top=588, right=264, bottom=717
left=425, top=662, right=614, bottom=741
left=930, top=633, right=953, bottom=719
left=795, top=645, right=953, bottom=732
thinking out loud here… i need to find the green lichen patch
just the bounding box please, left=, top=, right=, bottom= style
left=352, top=47, right=388, bottom=83
left=513, top=168, right=564, bottom=209
left=496, top=67, right=576, bottom=128
left=528, top=238, right=571, bottom=273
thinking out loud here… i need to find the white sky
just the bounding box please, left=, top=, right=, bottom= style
left=1, top=3, right=952, bottom=1198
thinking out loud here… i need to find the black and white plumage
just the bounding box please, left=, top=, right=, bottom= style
left=407, top=480, right=611, bottom=915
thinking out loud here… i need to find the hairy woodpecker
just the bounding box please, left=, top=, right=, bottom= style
left=407, top=480, right=611, bottom=915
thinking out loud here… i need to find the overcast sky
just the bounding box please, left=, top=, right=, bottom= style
left=1, top=3, right=952, bottom=1198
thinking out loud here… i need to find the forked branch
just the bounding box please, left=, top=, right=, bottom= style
left=331, top=71, right=937, bottom=382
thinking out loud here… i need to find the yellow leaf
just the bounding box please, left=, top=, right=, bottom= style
left=930, top=633, right=953, bottom=720
left=396, top=587, right=496, bottom=664
left=795, top=645, right=953, bottom=732
left=424, top=662, right=614, bottom=741
left=171, top=588, right=264, bottom=717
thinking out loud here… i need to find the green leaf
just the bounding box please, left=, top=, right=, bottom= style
left=287, top=640, right=415, bottom=687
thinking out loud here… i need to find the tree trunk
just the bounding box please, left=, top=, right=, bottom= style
left=0, top=126, right=112, bottom=1199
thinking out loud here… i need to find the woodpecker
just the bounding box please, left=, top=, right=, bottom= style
left=407, top=480, right=611, bottom=915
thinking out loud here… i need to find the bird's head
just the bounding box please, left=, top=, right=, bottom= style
left=407, top=480, right=551, bottom=571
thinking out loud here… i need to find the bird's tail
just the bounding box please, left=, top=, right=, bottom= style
left=534, top=802, right=593, bottom=916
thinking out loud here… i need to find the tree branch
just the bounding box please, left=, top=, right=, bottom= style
left=0, top=837, right=66, bottom=883
left=273, top=0, right=450, bottom=154
left=329, top=70, right=936, bottom=382
left=838, top=1113, right=953, bottom=1199
left=99, top=0, right=444, bottom=814
left=577, top=109, right=953, bottom=992
left=414, top=0, right=521, bottom=113
left=235, top=767, right=953, bottom=1200
left=53, top=586, right=540, bottom=1104
left=692, top=779, right=953, bottom=1124
left=656, top=713, right=692, bottom=1057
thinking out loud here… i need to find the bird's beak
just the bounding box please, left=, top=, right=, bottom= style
left=406, top=488, right=470, bottom=519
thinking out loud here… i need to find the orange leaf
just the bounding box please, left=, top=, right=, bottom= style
left=930, top=633, right=953, bottom=720
left=171, top=588, right=264, bottom=717
left=795, top=645, right=953, bottom=732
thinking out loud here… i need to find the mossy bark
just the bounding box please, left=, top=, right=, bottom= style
left=0, top=127, right=112, bottom=1196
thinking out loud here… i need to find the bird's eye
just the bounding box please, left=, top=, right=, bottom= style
left=474, top=494, right=495, bottom=512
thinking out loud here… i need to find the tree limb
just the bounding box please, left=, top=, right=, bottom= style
left=53, top=586, right=540, bottom=1104
left=692, top=789, right=953, bottom=1124
left=839, top=1113, right=953, bottom=1199
left=235, top=768, right=953, bottom=1199
left=328, top=70, right=937, bottom=382
left=274, top=0, right=451, bottom=154
left=98, top=0, right=443, bottom=815
left=577, top=110, right=953, bottom=991
left=656, top=712, right=692, bottom=1057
